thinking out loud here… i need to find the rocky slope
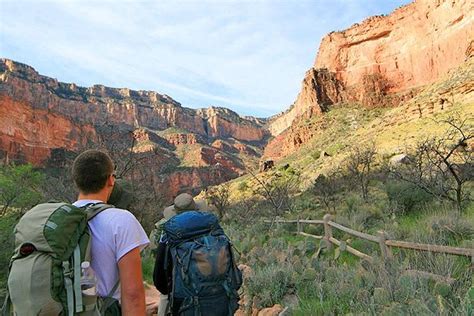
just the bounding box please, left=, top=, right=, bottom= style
left=269, top=0, right=473, bottom=137
left=0, top=58, right=269, bottom=198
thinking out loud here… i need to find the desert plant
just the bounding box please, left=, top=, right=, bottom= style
left=250, top=167, right=300, bottom=216
left=392, top=115, right=473, bottom=212
left=312, top=170, right=342, bottom=213
left=424, top=212, right=474, bottom=244
left=385, top=180, right=433, bottom=215
left=246, top=264, right=295, bottom=308
left=205, top=183, right=230, bottom=220
left=346, top=143, right=377, bottom=201
left=0, top=211, right=18, bottom=301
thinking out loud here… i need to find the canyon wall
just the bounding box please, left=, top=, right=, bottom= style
left=0, top=58, right=268, bottom=165
left=269, top=0, right=473, bottom=136
left=0, top=58, right=269, bottom=199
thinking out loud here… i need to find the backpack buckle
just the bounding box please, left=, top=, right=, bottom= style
left=62, top=261, right=73, bottom=278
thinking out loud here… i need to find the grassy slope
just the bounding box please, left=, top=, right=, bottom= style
left=226, top=58, right=474, bottom=199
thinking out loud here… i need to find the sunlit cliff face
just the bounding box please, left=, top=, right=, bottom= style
left=269, top=0, right=473, bottom=137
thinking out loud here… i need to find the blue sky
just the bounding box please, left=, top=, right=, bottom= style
left=0, top=0, right=411, bottom=117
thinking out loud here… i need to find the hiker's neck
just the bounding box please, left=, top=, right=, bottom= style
left=77, top=189, right=110, bottom=203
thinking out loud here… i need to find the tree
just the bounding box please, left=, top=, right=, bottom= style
left=128, top=161, right=166, bottom=233
left=392, top=115, right=473, bottom=211
left=0, top=163, right=44, bottom=214
left=42, top=123, right=164, bottom=231
left=250, top=166, right=300, bottom=216
left=94, top=124, right=154, bottom=178
left=94, top=124, right=165, bottom=232
left=205, top=183, right=230, bottom=220
left=312, top=170, right=342, bottom=213
left=347, top=144, right=377, bottom=201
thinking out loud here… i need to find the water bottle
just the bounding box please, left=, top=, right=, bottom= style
left=80, top=261, right=97, bottom=296
left=79, top=261, right=99, bottom=315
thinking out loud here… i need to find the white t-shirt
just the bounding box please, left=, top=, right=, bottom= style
left=73, top=200, right=149, bottom=300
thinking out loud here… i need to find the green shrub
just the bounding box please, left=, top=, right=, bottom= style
left=141, top=253, right=155, bottom=284
left=246, top=264, right=294, bottom=308
left=427, top=214, right=474, bottom=243
left=385, top=180, right=432, bottom=215
left=0, top=212, right=18, bottom=300
left=0, top=164, right=45, bottom=215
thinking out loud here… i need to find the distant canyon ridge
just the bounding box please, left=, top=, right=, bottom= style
left=1, top=0, right=472, bottom=199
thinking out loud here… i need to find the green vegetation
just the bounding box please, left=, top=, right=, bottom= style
left=156, top=126, right=192, bottom=136
left=218, top=106, right=473, bottom=313
left=141, top=252, right=155, bottom=284
left=220, top=196, right=473, bottom=314
left=0, top=164, right=44, bottom=215
left=0, top=211, right=18, bottom=300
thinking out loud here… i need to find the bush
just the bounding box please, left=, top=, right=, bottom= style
left=246, top=264, right=294, bottom=308
left=0, top=212, right=18, bottom=301
left=385, top=180, right=432, bottom=215
left=141, top=253, right=155, bottom=284
left=427, top=214, right=474, bottom=243
left=0, top=164, right=44, bottom=214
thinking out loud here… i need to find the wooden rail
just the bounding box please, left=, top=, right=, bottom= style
left=265, top=215, right=474, bottom=264
left=385, top=240, right=473, bottom=257
left=329, top=237, right=373, bottom=262
left=328, top=221, right=379, bottom=243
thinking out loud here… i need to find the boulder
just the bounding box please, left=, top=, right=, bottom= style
left=389, top=154, right=410, bottom=165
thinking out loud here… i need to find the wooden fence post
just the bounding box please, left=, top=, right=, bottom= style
left=323, top=214, right=333, bottom=250
left=377, top=230, right=392, bottom=261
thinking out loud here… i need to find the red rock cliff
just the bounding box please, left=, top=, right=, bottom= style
left=0, top=58, right=269, bottom=164
left=0, top=58, right=268, bottom=200
left=269, top=0, right=473, bottom=136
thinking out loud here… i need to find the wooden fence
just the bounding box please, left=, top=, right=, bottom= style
left=266, top=214, right=474, bottom=265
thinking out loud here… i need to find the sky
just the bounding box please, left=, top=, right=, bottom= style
left=0, top=0, right=412, bottom=117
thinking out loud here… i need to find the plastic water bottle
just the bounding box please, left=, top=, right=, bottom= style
left=80, top=261, right=97, bottom=296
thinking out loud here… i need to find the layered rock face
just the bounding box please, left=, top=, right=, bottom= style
left=0, top=58, right=269, bottom=198
left=269, top=0, right=473, bottom=136
left=269, top=69, right=346, bottom=135
left=265, top=0, right=473, bottom=160
left=0, top=94, right=96, bottom=165
left=315, top=0, right=472, bottom=95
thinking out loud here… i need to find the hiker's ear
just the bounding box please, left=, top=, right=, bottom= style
left=107, top=174, right=115, bottom=187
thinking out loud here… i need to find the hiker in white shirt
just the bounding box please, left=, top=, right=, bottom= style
left=72, top=150, right=149, bottom=315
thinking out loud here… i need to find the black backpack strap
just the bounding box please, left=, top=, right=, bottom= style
left=99, top=281, right=121, bottom=315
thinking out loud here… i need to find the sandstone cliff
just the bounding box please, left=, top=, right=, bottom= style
left=0, top=58, right=269, bottom=198
left=269, top=0, right=473, bottom=136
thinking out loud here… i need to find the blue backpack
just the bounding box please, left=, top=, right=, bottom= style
left=163, top=211, right=242, bottom=316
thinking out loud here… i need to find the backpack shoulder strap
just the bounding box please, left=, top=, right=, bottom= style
left=99, top=281, right=121, bottom=314
left=83, top=203, right=115, bottom=221
left=82, top=202, right=115, bottom=263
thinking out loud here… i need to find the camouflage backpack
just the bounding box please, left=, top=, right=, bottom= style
left=2, top=202, right=118, bottom=316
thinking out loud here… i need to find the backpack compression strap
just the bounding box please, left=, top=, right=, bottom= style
left=1, top=291, right=11, bottom=316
